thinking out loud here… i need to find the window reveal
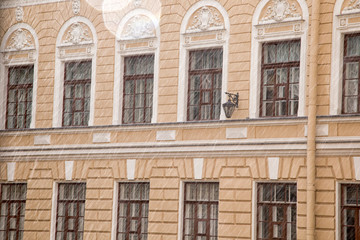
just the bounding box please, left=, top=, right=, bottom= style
left=341, top=184, right=360, bottom=240
left=188, top=49, right=223, bottom=121
left=261, top=41, right=300, bottom=117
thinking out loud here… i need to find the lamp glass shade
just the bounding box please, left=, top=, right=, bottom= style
left=222, top=101, right=236, bottom=118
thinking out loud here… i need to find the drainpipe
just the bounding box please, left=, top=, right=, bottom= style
left=307, top=0, right=321, bottom=240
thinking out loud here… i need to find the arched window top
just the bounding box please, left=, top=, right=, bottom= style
left=180, top=0, right=230, bottom=35
left=57, top=16, right=97, bottom=47
left=116, top=9, right=159, bottom=41
left=1, top=23, right=38, bottom=64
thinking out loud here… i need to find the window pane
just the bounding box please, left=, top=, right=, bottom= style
left=346, top=62, right=359, bottom=79
left=345, top=80, right=359, bottom=96
left=264, top=44, right=276, bottom=64
left=276, top=68, right=288, bottom=84
left=347, top=35, right=360, bottom=57
left=344, top=97, right=358, bottom=113
left=277, top=42, right=289, bottom=62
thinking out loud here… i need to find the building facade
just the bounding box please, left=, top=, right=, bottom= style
left=0, top=0, right=359, bottom=239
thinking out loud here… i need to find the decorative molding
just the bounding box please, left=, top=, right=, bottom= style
left=7, top=162, right=16, bottom=181
left=6, top=29, right=34, bottom=51
left=63, top=22, right=91, bottom=45
left=187, top=6, right=223, bottom=32
left=156, top=130, right=176, bottom=141
left=267, top=157, right=279, bottom=180
left=261, top=0, right=301, bottom=23
left=65, top=161, right=74, bottom=180
left=343, top=0, right=360, bottom=13
left=193, top=158, right=204, bottom=179
left=72, top=0, right=80, bottom=15
left=121, top=15, right=155, bottom=40
left=127, top=159, right=136, bottom=180
left=0, top=0, right=65, bottom=9
left=15, top=6, right=24, bottom=22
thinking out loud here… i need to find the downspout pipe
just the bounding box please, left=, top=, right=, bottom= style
left=307, top=0, right=321, bottom=240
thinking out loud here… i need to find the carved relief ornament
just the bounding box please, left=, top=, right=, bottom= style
left=63, top=22, right=91, bottom=45
left=6, top=29, right=34, bottom=51
left=343, top=0, right=360, bottom=12
left=72, top=0, right=80, bottom=14
left=261, top=0, right=300, bottom=22
left=133, top=0, right=141, bottom=7
left=187, top=6, right=223, bottom=32
left=15, top=6, right=24, bottom=22
left=121, top=15, right=155, bottom=40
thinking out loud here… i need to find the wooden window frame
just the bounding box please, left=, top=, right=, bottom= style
left=256, top=183, right=297, bottom=240
left=187, top=49, right=223, bottom=121
left=62, top=61, right=91, bottom=127
left=122, top=55, right=154, bottom=124
left=260, top=40, right=300, bottom=117
left=6, top=65, right=34, bottom=129
left=0, top=183, right=27, bottom=240
left=341, top=184, right=360, bottom=240
left=116, top=182, right=149, bottom=240
left=182, top=182, right=219, bottom=240
left=342, top=33, right=360, bottom=114
left=55, top=183, right=86, bottom=240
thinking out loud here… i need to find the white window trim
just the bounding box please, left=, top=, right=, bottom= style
left=330, top=0, right=360, bottom=115
left=113, top=9, right=160, bottom=125
left=177, top=0, right=230, bottom=122
left=53, top=16, right=97, bottom=127
left=249, top=0, right=309, bottom=118
left=0, top=23, right=39, bottom=130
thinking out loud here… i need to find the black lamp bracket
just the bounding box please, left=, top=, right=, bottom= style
left=225, top=92, right=239, bottom=108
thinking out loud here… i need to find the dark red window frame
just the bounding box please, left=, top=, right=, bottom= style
left=341, top=184, right=360, bottom=240
left=0, top=183, right=27, bottom=240
left=183, top=182, right=219, bottom=240
left=342, top=33, right=360, bottom=114
left=257, top=183, right=297, bottom=240
left=122, top=55, right=154, bottom=124
left=260, top=40, right=300, bottom=117
left=6, top=65, right=34, bottom=129
left=187, top=49, right=223, bottom=121
left=55, top=183, right=86, bottom=240
left=63, top=61, right=91, bottom=126
left=116, top=182, right=149, bottom=240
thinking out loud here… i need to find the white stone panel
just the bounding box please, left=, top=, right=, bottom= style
left=93, top=133, right=111, bottom=143
left=267, top=157, right=279, bottom=180
left=7, top=162, right=15, bottom=182
left=34, top=135, right=51, bottom=145
left=226, top=127, right=247, bottom=139
left=193, top=158, right=204, bottom=180
left=65, top=161, right=74, bottom=180
left=127, top=159, right=136, bottom=180
left=156, top=130, right=176, bottom=141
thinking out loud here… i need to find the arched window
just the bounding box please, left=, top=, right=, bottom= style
left=178, top=0, right=230, bottom=122
left=0, top=23, right=39, bottom=129
left=250, top=0, right=309, bottom=118
left=53, top=16, right=97, bottom=127
left=330, top=0, right=360, bottom=115
left=113, top=9, right=160, bottom=125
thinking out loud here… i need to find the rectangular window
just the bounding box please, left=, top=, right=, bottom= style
left=257, top=183, right=297, bottom=240
left=183, top=182, right=219, bottom=240
left=6, top=66, right=34, bottom=129
left=0, top=183, right=27, bottom=240
left=261, top=41, right=300, bottom=117
left=117, top=183, right=149, bottom=240
left=63, top=61, right=91, bottom=126
left=341, top=184, right=360, bottom=240
left=343, top=34, right=360, bottom=114
left=123, top=55, right=154, bottom=124
left=56, top=183, right=86, bottom=240
left=188, top=49, right=223, bottom=121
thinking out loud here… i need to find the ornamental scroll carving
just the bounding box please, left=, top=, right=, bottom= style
left=63, top=22, right=91, bottom=45
left=121, top=15, right=155, bottom=40
left=261, top=0, right=300, bottom=22
left=6, top=29, right=34, bottom=50
left=187, top=6, right=223, bottom=32
left=344, top=0, right=360, bottom=12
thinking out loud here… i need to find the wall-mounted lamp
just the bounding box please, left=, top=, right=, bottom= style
left=222, top=92, right=239, bottom=118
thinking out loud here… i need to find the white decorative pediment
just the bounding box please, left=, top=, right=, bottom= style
left=63, top=22, right=92, bottom=45
left=72, top=0, right=80, bottom=14
left=187, top=6, right=224, bottom=33
left=343, top=0, right=360, bottom=14
left=6, top=28, right=34, bottom=51
left=260, top=0, right=301, bottom=23
left=121, top=15, right=155, bottom=40
left=15, top=6, right=24, bottom=22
